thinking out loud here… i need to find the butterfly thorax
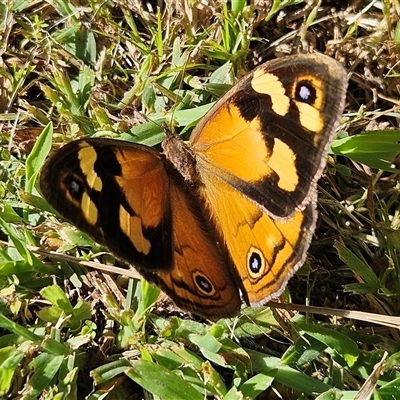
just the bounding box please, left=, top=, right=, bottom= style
left=162, top=134, right=198, bottom=184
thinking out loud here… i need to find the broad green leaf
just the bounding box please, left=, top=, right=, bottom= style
left=126, top=360, right=204, bottom=400
left=292, top=315, right=359, bottom=367
left=189, top=332, right=222, bottom=353
left=240, top=373, right=274, bottom=398
left=40, top=284, right=74, bottom=313
left=25, top=123, right=53, bottom=194
left=91, top=359, right=131, bottom=386
left=27, top=353, right=64, bottom=398
left=248, top=349, right=332, bottom=395
left=0, top=346, right=25, bottom=396
left=331, top=131, right=400, bottom=172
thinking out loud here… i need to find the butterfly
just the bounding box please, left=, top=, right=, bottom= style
left=40, top=53, right=348, bottom=318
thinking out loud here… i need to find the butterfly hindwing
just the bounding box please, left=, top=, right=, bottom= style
left=144, top=177, right=241, bottom=316
left=196, top=171, right=316, bottom=306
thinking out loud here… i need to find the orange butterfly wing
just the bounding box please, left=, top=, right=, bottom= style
left=40, top=139, right=241, bottom=317
left=189, top=53, right=347, bottom=305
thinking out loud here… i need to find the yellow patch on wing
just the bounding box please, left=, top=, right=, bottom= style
left=78, top=144, right=103, bottom=191
left=296, top=102, right=324, bottom=133
left=119, top=205, right=151, bottom=255
left=292, top=75, right=325, bottom=135
left=251, top=69, right=290, bottom=116
left=81, top=192, right=98, bottom=225
left=268, top=138, right=298, bottom=192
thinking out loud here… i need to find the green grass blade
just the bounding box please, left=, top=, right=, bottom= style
left=126, top=360, right=204, bottom=400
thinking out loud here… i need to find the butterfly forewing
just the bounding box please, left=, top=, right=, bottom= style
left=190, top=53, right=348, bottom=218
left=40, top=139, right=174, bottom=270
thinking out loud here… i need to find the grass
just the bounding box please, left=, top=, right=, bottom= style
left=1, top=0, right=400, bottom=399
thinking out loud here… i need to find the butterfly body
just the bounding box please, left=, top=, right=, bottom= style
left=40, top=53, right=348, bottom=318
